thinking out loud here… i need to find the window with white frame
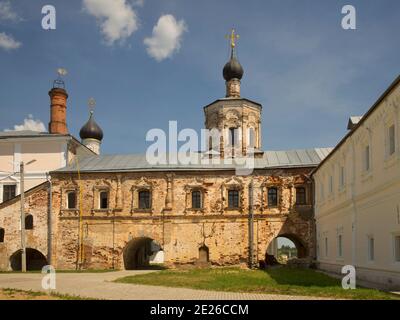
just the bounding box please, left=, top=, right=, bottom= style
left=339, top=166, right=345, bottom=188
left=337, top=234, right=343, bottom=258
left=368, top=236, right=375, bottom=261
left=320, top=182, right=325, bottom=201
left=2, top=184, right=16, bottom=202
left=388, top=124, right=396, bottom=156
left=67, top=191, right=77, bottom=209
left=99, top=191, right=109, bottom=209
left=329, top=176, right=333, bottom=194
left=325, top=237, right=328, bottom=257
left=364, top=145, right=370, bottom=171
left=394, top=235, right=400, bottom=262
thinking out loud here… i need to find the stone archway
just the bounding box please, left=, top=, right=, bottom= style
left=10, top=248, right=48, bottom=271
left=266, top=233, right=308, bottom=265
left=123, top=237, right=163, bottom=270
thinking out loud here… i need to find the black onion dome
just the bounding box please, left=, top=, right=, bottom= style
left=223, top=52, right=244, bottom=81
left=79, top=111, right=103, bottom=141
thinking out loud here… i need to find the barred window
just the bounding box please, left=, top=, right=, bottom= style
left=296, top=187, right=306, bottom=205
left=192, top=190, right=202, bottom=209
left=3, top=185, right=16, bottom=202
left=67, top=192, right=77, bottom=209
left=268, top=188, right=278, bottom=207
left=139, top=190, right=151, bottom=209
left=25, top=214, right=33, bottom=230
left=228, top=190, right=240, bottom=208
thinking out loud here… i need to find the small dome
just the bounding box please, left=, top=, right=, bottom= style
left=79, top=111, right=103, bottom=141
left=223, top=55, right=244, bottom=81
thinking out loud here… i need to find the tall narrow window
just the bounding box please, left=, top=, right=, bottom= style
left=229, top=128, right=237, bottom=146
left=394, top=236, right=400, bottom=262
left=99, top=191, right=109, bottom=209
left=325, top=237, right=328, bottom=257
left=268, top=187, right=278, bottom=207
left=3, top=185, right=16, bottom=202
left=339, top=166, right=345, bottom=188
left=67, top=192, right=77, bottom=209
left=25, top=214, right=33, bottom=230
left=295, top=187, right=306, bottom=205
left=0, top=228, right=4, bottom=243
left=192, top=190, right=202, bottom=209
left=364, top=145, right=370, bottom=171
left=337, top=235, right=343, bottom=258
left=389, top=125, right=396, bottom=156
left=248, top=128, right=255, bottom=148
left=228, top=190, right=240, bottom=208
left=368, top=236, right=375, bottom=261
left=138, top=190, right=151, bottom=209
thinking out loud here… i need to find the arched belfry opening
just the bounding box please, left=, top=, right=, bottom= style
left=123, top=237, right=163, bottom=270
left=266, top=234, right=308, bottom=265
left=10, top=248, right=48, bottom=271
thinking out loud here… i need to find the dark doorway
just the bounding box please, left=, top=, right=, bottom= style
left=198, top=245, right=209, bottom=263
left=123, top=237, right=162, bottom=270
left=10, top=248, right=48, bottom=271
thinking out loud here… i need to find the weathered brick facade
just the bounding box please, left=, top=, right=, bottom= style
left=0, top=168, right=315, bottom=270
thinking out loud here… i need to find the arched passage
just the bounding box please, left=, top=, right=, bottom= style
left=266, top=234, right=308, bottom=265
left=10, top=248, right=48, bottom=271
left=123, top=237, right=163, bottom=270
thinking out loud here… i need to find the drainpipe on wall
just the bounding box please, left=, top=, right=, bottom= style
left=46, top=173, right=52, bottom=266
left=350, top=138, right=357, bottom=267
left=248, top=179, right=254, bottom=268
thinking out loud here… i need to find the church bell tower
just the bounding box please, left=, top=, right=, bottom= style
left=204, top=29, right=263, bottom=158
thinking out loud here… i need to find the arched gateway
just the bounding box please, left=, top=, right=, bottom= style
left=123, top=237, right=163, bottom=270
left=10, top=248, right=48, bottom=271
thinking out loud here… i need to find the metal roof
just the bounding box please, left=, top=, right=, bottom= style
left=0, top=130, right=69, bottom=139
left=55, top=148, right=333, bottom=173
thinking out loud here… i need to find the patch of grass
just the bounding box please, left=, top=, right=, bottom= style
left=0, top=269, right=117, bottom=274
left=1, top=288, right=93, bottom=300
left=115, top=267, right=400, bottom=300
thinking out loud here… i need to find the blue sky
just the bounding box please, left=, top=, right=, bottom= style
left=0, top=0, right=399, bottom=154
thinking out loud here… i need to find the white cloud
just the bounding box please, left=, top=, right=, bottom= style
left=0, top=32, right=21, bottom=50
left=144, top=14, right=187, bottom=62
left=83, top=0, right=138, bottom=45
left=0, top=1, right=20, bottom=22
left=5, top=115, right=46, bottom=132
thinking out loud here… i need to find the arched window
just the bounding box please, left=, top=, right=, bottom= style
left=67, top=191, right=77, bottom=209
left=296, top=187, right=306, bottom=205
left=229, top=128, right=238, bottom=146
left=268, top=188, right=278, bottom=207
left=138, top=190, right=151, bottom=209
left=228, top=189, right=240, bottom=208
left=191, top=190, right=202, bottom=209
left=0, top=228, right=4, bottom=242
left=248, top=128, right=255, bottom=148
left=25, top=214, right=33, bottom=230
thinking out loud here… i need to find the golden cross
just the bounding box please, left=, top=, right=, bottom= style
left=88, top=97, right=96, bottom=114
left=226, top=28, right=239, bottom=49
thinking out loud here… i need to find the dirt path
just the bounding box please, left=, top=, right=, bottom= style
left=0, top=270, right=330, bottom=300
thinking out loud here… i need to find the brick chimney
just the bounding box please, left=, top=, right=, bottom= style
left=48, top=87, right=68, bottom=134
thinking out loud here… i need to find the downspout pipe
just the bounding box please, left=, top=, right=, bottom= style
left=46, top=173, right=52, bottom=265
